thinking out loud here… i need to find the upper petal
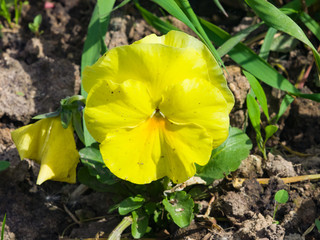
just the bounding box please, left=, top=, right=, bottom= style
left=84, top=79, right=154, bottom=143
left=160, top=78, right=230, bottom=148
left=11, top=117, right=79, bottom=184
left=135, top=30, right=234, bottom=112
left=82, top=43, right=208, bottom=102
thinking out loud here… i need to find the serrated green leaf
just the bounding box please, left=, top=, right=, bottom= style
left=163, top=191, right=194, bottom=228
left=244, top=71, right=269, bottom=121
left=274, top=189, right=289, bottom=204
left=131, top=209, right=149, bottom=239
left=0, top=161, right=10, bottom=172
left=79, top=145, right=119, bottom=185
left=119, top=196, right=145, bottom=216
left=197, top=127, right=252, bottom=184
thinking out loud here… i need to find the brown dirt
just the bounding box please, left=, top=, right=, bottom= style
left=1, top=1, right=320, bottom=239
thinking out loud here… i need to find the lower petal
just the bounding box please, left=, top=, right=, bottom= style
left=100, top=116, right=212, bottom=184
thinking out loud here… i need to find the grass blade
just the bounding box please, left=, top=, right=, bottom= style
left=213, top=0, right=228, bottom=17
left=218, top=22, right=263, bottom=57
left=81, top=1, right=116, bottom=146
left=199, top=18, right=320, bottom=102
left=243, top=71, right=269, bottom=121
left=1, top=213, right=6, bottom=240
left=259, top=27, right=277, bottom=61
left=275, top=94, right=295, bottom=122
left=151, top=0, right=223, bottom=67
left=244, top=0, right=320, bottom=73
left=135, top=2, right=179, bottom=33
left=299, top=12, right=320, bottom=42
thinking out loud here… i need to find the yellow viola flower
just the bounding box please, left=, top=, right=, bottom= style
left=11, top=117, right=79, bottom=185
left=83, top=30, right=234, bottom=184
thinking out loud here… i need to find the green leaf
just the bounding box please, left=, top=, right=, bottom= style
left=274, top=189, right=289, bottom=204
left=163, top=191, right=194, bottom=228
left=112, top=0, right=131, bottom=12
left=218, top=22, right=263, bottom=57
left=79, top=145, right=119, bottom=185
left=199, top=18, right=320, bottom=102
left=72, top=110, right=84, bottom=144
left=197, top=127, right=252, bottom=184
left=119, top=195, right=145, bottom=216
left=33, top=14, right=42, bottom=26
left=244, top=0, right=320, bottom=73
left=32, top=110, right=61, bottom=120
left=275, top=94, right=295, bottom=122
left=0, top=161, right=9, bottom=172
left=269, top=34, right=299, bottom=53
left=151, top=0, right=223, bottom=67
left=300, top=12, right=320, bottom=42
left=260, top=27, right=277, bottom=61
left=131, top=209, right=149, bottom=239
left=264, top=125, right=278, bottom=143
left=247, top=93, right=261, bottom=131
left=1, top=213, right=6, bottom=240
left=213, top=0, right=228, bottom=17
left=315, top=219, right=320, bottom=233
left=244, top=71, right=269, bottom=121
left=135, top=2, right=179, bottom=34
left=81, top=1, right=116, bottom=147
left=60, top=109, right=72, bottom=129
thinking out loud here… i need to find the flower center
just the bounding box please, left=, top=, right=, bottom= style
left=151, top=107, right=165, bottom=119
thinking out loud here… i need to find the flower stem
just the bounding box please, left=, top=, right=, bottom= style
left=107, top=216, right=133, bottom=240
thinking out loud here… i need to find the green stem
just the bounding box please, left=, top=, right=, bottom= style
left=272, top=202, right=279, bottom=221
left=107, top=216, right=133, bottom=240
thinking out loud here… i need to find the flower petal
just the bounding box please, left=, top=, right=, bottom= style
left=82, top=43, right=208, bottom=102
left=135, top=30, right=234, bottom=112
left=99, top=116, right=212, bottom=184
left=84, top=79, right=154, bottom=143
left=11, top=117, right=79, bottom=184
left=160, top=78, right=229, bottom=148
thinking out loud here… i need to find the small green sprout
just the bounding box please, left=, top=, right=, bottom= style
left=28, top=13, right=43, bottom=36
left=273, top=189, right=289, bottom=224
left=1, top=213, right=6, bottom=240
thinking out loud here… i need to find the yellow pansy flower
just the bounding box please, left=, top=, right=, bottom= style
left=83, top=30, right=234, bottom=184
left=11, top=117, right=79, bottom=184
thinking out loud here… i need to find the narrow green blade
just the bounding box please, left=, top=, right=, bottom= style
left=244, top=0, right=320, bottom=73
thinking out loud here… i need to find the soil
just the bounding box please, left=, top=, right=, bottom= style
left=1, top=0, right=320, bottom=239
